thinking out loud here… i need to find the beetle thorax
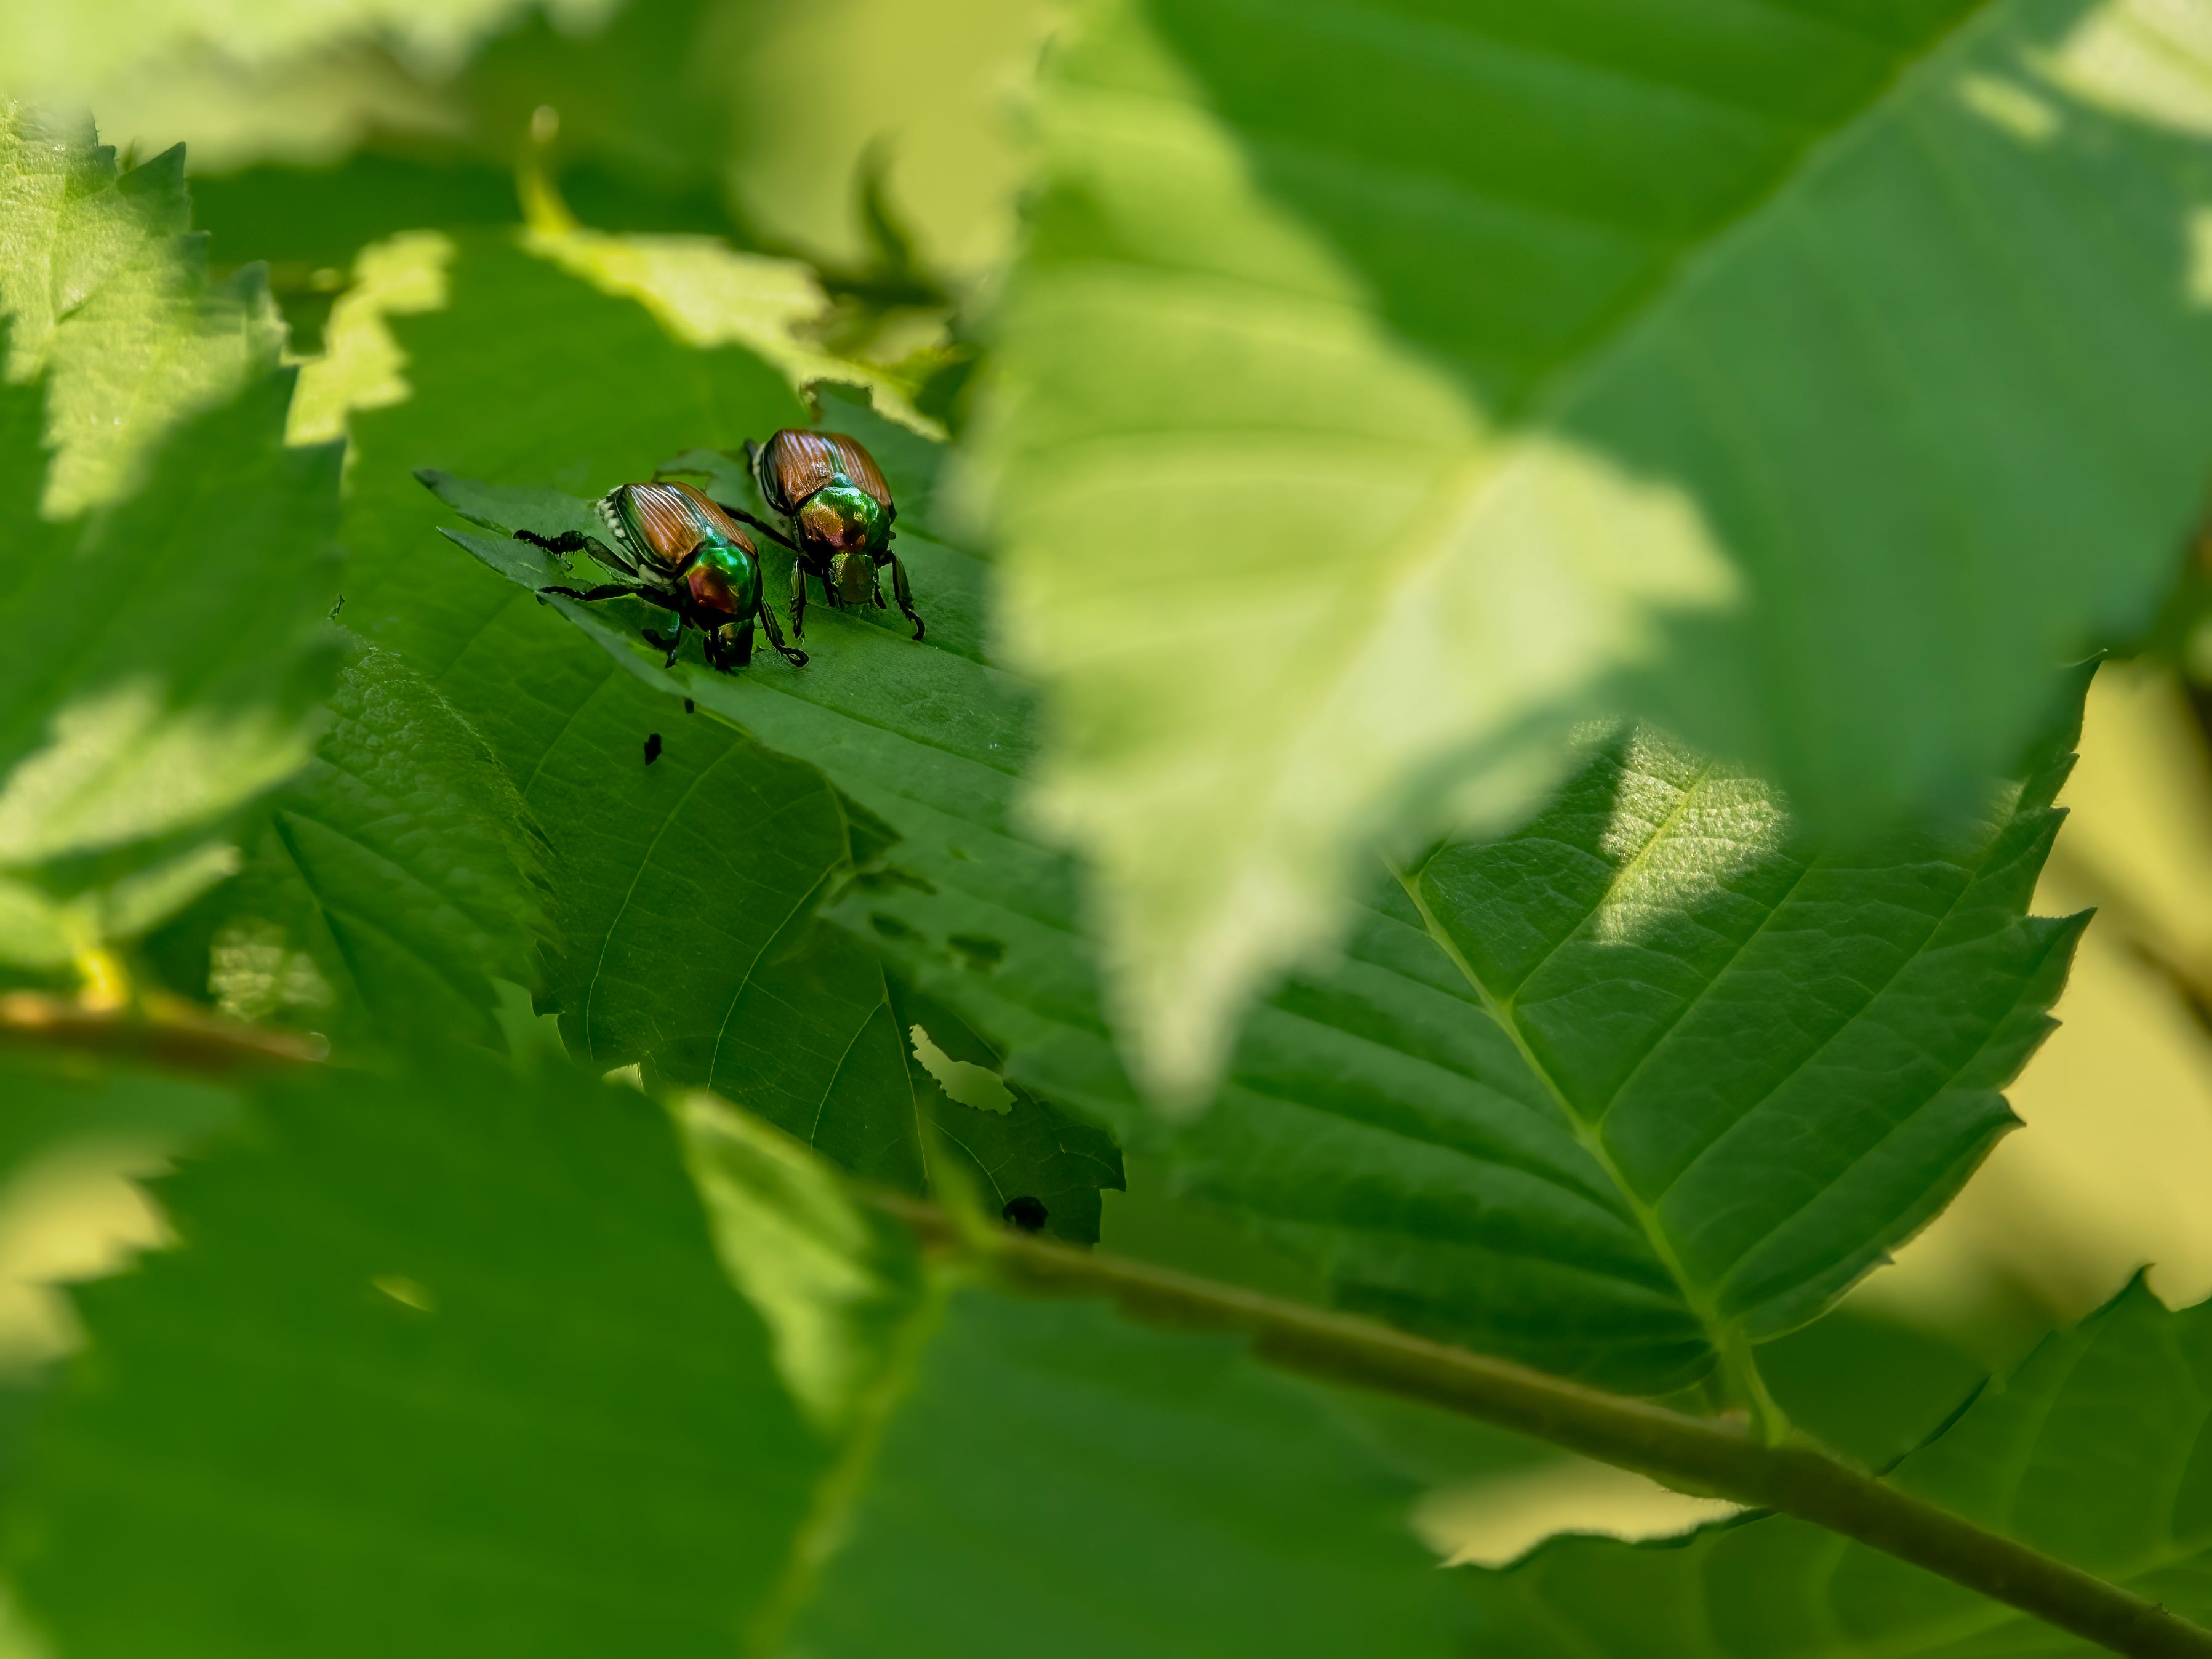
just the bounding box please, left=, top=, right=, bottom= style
left=799, top=483, right=889, bottom=556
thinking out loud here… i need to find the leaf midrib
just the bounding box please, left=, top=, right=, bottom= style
left=1387, top=854, right=1749, bottom=1399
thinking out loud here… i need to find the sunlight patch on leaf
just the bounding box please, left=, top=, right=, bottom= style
left=2046, top=0, right=2212, bottom=134
left=1955, top=71, right=2063, bottom=143
left=1414, top=1459, right=1738, bottom=1570
left=0, top=681, right=310, bottom=866
left=523, top=227, right=943, bottom=438
left=0, top=105, right=284, bottom=514
left=286, top=230, right=452, bottom=446
left=675, top=1093, right=921, bottom=1436
left=209, top=912, right=336, bottom=1024
left=0, top=841, right=239, bottom=971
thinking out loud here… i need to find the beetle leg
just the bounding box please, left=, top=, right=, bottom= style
left=789, top=558, right=807, bottom=639
left=520, top=528, right=643, bottom=584
left=541, top=583, right=640, bottom=603
left=718, top=505, right=800, bottom=552
left=723, top=617, right=755, bottom=670
left=757, top=598, right=807, bottom=667
left=516, top=528, right=587, bottom=556
left=888, top=552, right=925, bottom=641
left=643, top=611, right=686, bottom=668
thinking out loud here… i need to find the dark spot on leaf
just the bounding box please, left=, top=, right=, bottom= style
left=852, top=866, right=935, bottom=896
left=643, top=733, right=662, bottom=765
left=1002, top=1196, right=1048, bottom=1232
left=948, top=934, right=1004, bottom=971
left=684, top=698, right=694, bottom=713
left=870, top=912, right=921, bottom=942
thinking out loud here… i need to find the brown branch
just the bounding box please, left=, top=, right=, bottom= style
left=867, top=1191, right=2212, bottom=1659
left=0, top=991, right=326, bottom=1074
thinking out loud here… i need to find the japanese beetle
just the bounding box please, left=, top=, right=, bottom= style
left=735, top=429, right=924, bottom=642
left=516, top=480, right=806, bottom=670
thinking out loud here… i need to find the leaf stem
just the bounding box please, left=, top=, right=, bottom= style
left=867, top=1190, right=2212, bottom=1659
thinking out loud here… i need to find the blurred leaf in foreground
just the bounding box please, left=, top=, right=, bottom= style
left=976, top=0, right=2212, bottom=1101
left=778, top=1288, right=1472, bottom=1659
left=9, top=1066, right=1465, bottom=1659
left=0, top=106, right=283, bottom=515
left=0, top=368, right=341, bottom=976
left=9, top=1050, right=823, bottom=1659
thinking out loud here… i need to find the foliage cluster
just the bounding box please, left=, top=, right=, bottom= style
left=4, top=2, right=2212, bottom=1655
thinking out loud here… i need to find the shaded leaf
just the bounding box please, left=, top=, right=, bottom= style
left=9, top=1048, right=823, bottom=1659
left=1461, top=1279, right=2212, bottom=1655
left=207, top=645, right=553, bottom=1050
left=524, top=694, right=928, bottom=1187
left=777, top=1287, right=1472, bottom=1659
left=0, top=368, right=342, bottom=974
left=891, top=974, right=1123, bottom=1245
left=346, top=239, right=1113, bottom=1223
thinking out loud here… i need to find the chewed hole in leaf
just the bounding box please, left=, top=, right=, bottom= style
left=910, top=1025, right=1012, bottom=1115
left=946, top=933, right=1003, bottom=971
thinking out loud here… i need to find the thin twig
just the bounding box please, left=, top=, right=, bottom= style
left=867, top=1190, right=2212, bottom=1659
left=0, top=991, right=326, bottom=1074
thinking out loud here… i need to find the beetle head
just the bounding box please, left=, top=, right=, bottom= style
left=828, top=551, right=878, bottom=606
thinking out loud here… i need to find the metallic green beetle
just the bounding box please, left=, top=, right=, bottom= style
left=515, top=480, right=806, bottom=670
left=731, top=429, right=924, bottom=641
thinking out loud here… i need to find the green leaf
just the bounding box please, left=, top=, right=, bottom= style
left=422, top=445, right=1126, bottom=1230
left=0, top=107, right=284, bottom=515
left=1460, top=1279, right=2212, bottom=1655
left=0, top=1058, right=238, bottom=1202
left=9, top=1050, right=823, bottom=1659
left=0, top=368, right=342, bottom=972
left=523, top=688, right=936, bottom=1187
left=972, top=0, right=2212, bottom=1099
left=674, top=1091, right=923, bottom=1435
left=206, top=645, right=553, bottom=1050
left=337, top=237, right=1114, bottom=1223
left=1140, top=712, right=2083, bottom=1394
left=8, top=1069, right=1448, bottom=1659
left=776, top=1285, right=1472, bottom=1659
left=425, top=401, right=2078, bottom=1394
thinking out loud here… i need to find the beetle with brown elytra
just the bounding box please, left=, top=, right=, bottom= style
left=512, top=480, right=806, bottom=671
left=718, top=428, right=925, bottom=643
